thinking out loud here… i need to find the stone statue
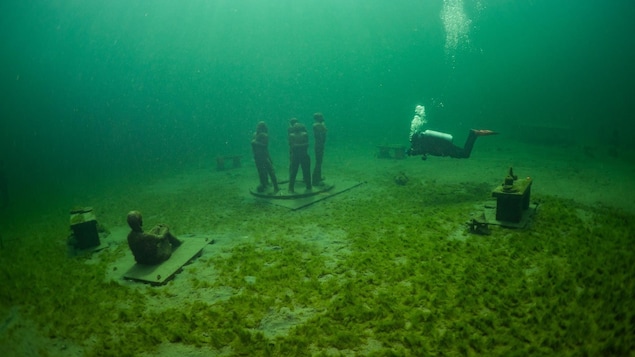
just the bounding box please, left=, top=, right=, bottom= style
left=126, top=211, right=182, bottom=265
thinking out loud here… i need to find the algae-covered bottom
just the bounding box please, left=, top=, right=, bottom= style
left=0, top=178, right=633, bottom=356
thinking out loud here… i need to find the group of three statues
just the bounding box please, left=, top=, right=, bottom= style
left=125, top=113, right=328, bottom=266
left=252, top=112, right=327, bottom=194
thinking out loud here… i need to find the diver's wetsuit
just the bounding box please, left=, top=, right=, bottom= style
left=408, top=130, right=479, bottom=160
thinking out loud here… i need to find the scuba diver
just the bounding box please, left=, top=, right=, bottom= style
left=407, top=105, right=498, bottom=160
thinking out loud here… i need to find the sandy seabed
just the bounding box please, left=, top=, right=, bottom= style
left=1, top=137, right=634, bottom=356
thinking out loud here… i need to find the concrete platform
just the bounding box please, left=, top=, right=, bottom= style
left=250, top=180, right=365, bottom=210
left=481, top=201, right=539, bottom=228
left=119, top=236, right=214, bottom=285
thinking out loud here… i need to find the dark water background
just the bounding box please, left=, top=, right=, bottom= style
left=1, top=0, right=634, bottom=205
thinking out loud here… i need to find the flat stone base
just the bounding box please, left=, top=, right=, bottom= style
left=481, top=201, right=539, bottom=228
left=249, top=180, right=365, bottom=210
left=121, top=237, right=213, bottom=285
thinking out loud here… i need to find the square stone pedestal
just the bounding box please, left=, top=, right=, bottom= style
left=491, top=178, right=533, bottom=223
left=70, top=207, right=100, bottom=249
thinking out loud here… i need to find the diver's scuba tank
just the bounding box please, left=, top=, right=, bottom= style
left=422, top=130, right=453, bottom=142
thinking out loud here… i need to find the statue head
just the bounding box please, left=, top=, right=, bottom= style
left=256, top=121, right=268, bottom=133
left=127, top=210, right=143, bottom=232
left=292, top=123, right=307, bottom=133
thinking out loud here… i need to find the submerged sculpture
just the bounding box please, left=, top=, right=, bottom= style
left=288, top=119, right=312, bottom=193
left=312, top=113, right=327, bottom=186
left=127, top=211, right=182, bottom=265
left=251, top=121, right=279, bottom=193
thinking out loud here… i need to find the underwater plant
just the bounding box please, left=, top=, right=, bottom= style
left=2, top=174, right=634, bottom=356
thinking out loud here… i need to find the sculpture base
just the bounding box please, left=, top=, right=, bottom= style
left=249, top=180, right=365, bottom=210
left=122, top=237, right=214, bottom=285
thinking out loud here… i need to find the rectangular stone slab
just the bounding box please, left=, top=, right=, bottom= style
left=255, top=180, right=365, bottom=210
left=123, top=237, right=212, bottom=285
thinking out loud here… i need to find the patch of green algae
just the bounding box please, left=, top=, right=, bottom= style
left=1, top=178, right=634, bottom=356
